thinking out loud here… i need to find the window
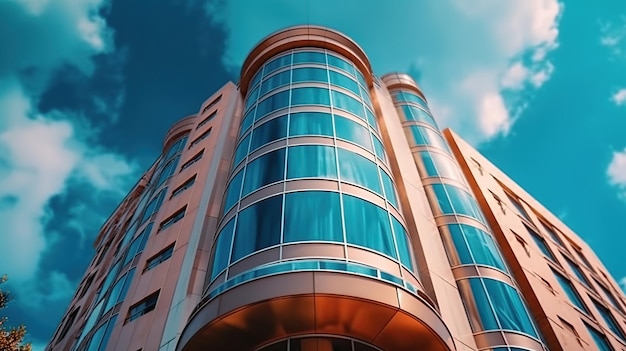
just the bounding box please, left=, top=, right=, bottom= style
left=159, top=206, right=186, bottom=232
left=180, top=150, right=204, bottom=171
left=591, top=298, right=626, bottom=340
left=250, top=116, right=288, bottom=151
left=140, top=188, right=168, bottom=224
left=400, top=105, right=437, bottom=127
left=552, top=269, right=589, bottom=313
left=155, top=156, right=180, bottom=187
left=201, top=95, right=221, bottom=114
left=573, top=247, right=594, bottom=272
left=56, top=307, right=79, bottom=341
left=448, top=224, right=507, bottom=271
left=144, top=243, right=175, bottom=272
left=343, top=194, right=395, bottom=258
left=527, top=225, right=558, bottom=263
left=171, top=175, right=196, bottom=198
left=210, top=219, right=235, bottom=280
left=287, top=145, right=337, bottom=180
left=126, top=290, right=159, bottom=323
left=78, top=273, right=95, bottom=299
left=539, top=220, right=565, bottom=247
left=103, top=268, right=136, bottom=313
left=189, top=129, right=211, bottom=148
left=231, top=195, right=283, bottom=262
left=584, top=322, right=615, bottom=351
left=564, top=256, right=592, bottom=289
left=337, top=148, right=382, bottom=195
left=197, top=110, right=217, bottom=129
left=242, top=148, right=286, bottom=196
left=595, top=278, right=624, bottom=313
left=408, top=125, right=449, bottom=151
left=418, top=151, right=464, bottom=182
left=505, top=193, right=531, bottom=222
left=431, top=183, right=485, bottom=223
left=288, top=111, right=333, bottom=137
left=283, top=191, right=343, bottom=243
left=558, top=317, right=583, bottom=346
left=335, top=116, right=372, bottom=151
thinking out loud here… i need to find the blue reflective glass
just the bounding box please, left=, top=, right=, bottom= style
left=552, top=269, right=589, bottom=313
left=409, top=125, right=449, bottom=151
left=240, top=108, right=255, bottom=136
left=329, top=70, right=360, bottom=96
left=164, top=136, right=187, bottom=160
left=337, top=148, right=382, bottom=195
left=529, top=228, right=556, bottom=261
left=232, top=195, right=283, bottom=261
left=592, top=299, right=626, bottom=340
left=564, top=256, right=591, bottom=288
left=432, top=183, right=485, bottom=222
left=223, top=170, right=243, bottom=213
left=260, top=70, right=291, bottom=96
left=466, top=278, right=499, bottom=331
left=292, top=67, right=328, bottom=84
left=332, top=90, right=365, bottom=118
left=372, top=135, right=387, bottom=162
left=287, top=145, right=337, bottom=179
left=256, top=90, right=290, bottom=119
left=250, top=115, right=288, bottom=151
left=242, top=148, right=286, bottom=196
left=289, top=112, right=333, bottom=137
left=585, top=323, right=615, bottom=351
left=335, top=116, right=373, bottom=151
left=234, top=134, right=250, bottom=166
left=291, top=87, right=331, bottom=106
left=292, top=51, right=326, bottom=65
left=343, top=194, right=395, bottom=258
left=355, top=70, right=367, bottom=88
left=141, top=188, right=167, bottom=224
left=419, top=151, right=463, bottom=181
left=482, top=278, right=537, bottom=336
left=395, top=91, right=429, bottom=108
left=97, top=315, right=117, bottom=351
left=250, top=68, right=263, bottom=91
left=284, top=191, right=343, bottom=243
left=391, top=217, right=413, bottom=270
left=448, top=224, right=507, bottom=271
left=365, top=108, right=378, bottom=130
left=136, top=223, right=152, bottom=254
left=245, top=85, right=259, bottom=112
left=86, top=322, right=106, bottom=351
left=327, top=55, right=355, bottom=76
left=360, top=85, right=372, bottom=107
left=401, top=105, right=437, bottom=127
left=211, top=218, right=235, bottom=279
left=156, top=155, right=180, bottom=187
left=380, top=170, right=398, bottom=208
left=264, top=53, right=291, bottom=74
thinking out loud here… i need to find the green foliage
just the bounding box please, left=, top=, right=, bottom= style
left=0, top=275, right=32, bottom=351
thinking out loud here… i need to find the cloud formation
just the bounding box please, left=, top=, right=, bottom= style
left=0, top=0, right=135, bottom=309
left=607, top=148, right=626, bottom=201
left=601, top=16, right=626, bottom=57
left=204, top=0, right=562, bottom=143
left=612, top=88, right=626, bottom=106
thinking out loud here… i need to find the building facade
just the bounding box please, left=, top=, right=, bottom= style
left=47, top=26, right=626, bottom=351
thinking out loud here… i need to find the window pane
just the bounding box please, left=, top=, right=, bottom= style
left=250, top=116, right=288, bottom=151
left=329, top=70, right=360, bottom=96
left=244, top=85, right=259, bottom=112
left=86, top=322, right=106, bottom=351
left=287, top=145, right=337, bottom=179
left=419, top=151, right=462, bottom=181
left=242, top=148, right=286, bottom=196
left=372, top=135, right=387, bottom=162
left=327, top=55, right=355, bottom=76
left=292, top=51, right=326, bottom=65
left=332, top=90, right=365, bottom=118
left=483, top=278, right=537, bottom=337
left=400, top=105, right=437, bottom=127
left=210, top=218, right=235, bottom=280
left=464, top=278, right=499, bottom=331
left=240, top=108, right=255, bottom=136
left=292, top=67, right=328, bottom=84
left=234, top=134, right=250, bottom=166
left=97, top=315, right=117, bottom=351
left=408, top=125, right=449, bottom=151
left=380, top=170, right=398, bottom=208
left=284, top=191, right=343, bottom=243
left=343, top=194, right=395, bottom=258
left=593, top=299, right=626, bottom=340
left=257, top=90, right=290, bottom=119
left=448, top=224, right=507, bottom=271
left=223, top=170, right=243, bottom=213
left=291, top=87, right=331, bottom=106
left=553, top=269, right=589, bottom=313
left=391, top=217, right=414, bottom=270
left=264, top=53, right=291, bottom=74
left=432, top=184, right=485, bottom=222
left=337, top=148, right=382, bottom=195
left=506, top=193, right=531, bottom=221
left=395, top=91, right=429, bottom=109
left=335, top=116, right=373, bottom=151
left=585, top=322, right=615, bottom=351
left=156, top=155, right=180, bottom=187
left=232, top=195, right=283, bottom=261
left=289, top=112, right=333, bottom=137
left=528, top=227, right=556, bottom=262
left=260, top=70, right=291, bottom=96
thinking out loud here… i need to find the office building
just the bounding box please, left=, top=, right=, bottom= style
left=47, top=26, right=626, bottom=351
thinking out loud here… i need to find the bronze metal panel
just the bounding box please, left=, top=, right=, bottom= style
left=451, top=265, right=480, bottom=280
left=281, top=242, right=345, bottom=260
left=228, top=247, right=280, bottom=278
left=374, top=311, right=451, bottom=351
left=396, top=289, right=455, bottom=350
left=239, top=183, right=284, bottom=210
left=284, top=179, right=340, bottom=193
left=312, top=271, right=400, bottom=308
left=504, top=332, right=544, bottom=350
left=345, top=246, right=402, bottom=277
left=473, top=331, right=506, bottom=349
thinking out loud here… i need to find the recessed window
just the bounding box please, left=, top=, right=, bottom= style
left=594, top=278, right=625, bottom=313
left=56, top=307, right=79, bottom=341
left=558, top=316, right=583, bottom=346
left=539, top=220, right=565, bottom=247
left=144, top=243, right=175, bottom=272
left=552, top=269, right=589, bottom=314
left=189, top=129, right=211, bottom=148
left=202, top=95, right=222, bottom=114
left=159, top=206, right=186, bottom=232
left=126, top=290, right=160, bottom=323
left=171, top=175, right=196, bottom=199
left=527, top=225, right=558, bottom=263
left=572, top=247, right=594, bottom=272
left=564, top=256, right=592, bottom=290
left=181, top=150, right=204, bottom=171
left=584, top=321, right=615, bottom=351
left=197, top=110, right=217, bottom=129
left=505, top=192, right=531, bottom=222
left=591, top=298, right=626, bottom=341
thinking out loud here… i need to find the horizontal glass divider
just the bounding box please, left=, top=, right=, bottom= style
left=472, top=329, right=544, bottom=347
left=450, top=265, right=514, bottom=285
left=433, top=214, right=490, bottom=232
left=418, top=176, right=467, bottom=188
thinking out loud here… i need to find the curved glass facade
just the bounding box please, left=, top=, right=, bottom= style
left=256, top=335, right=382, bottom=351
left=207, top=48, right=417, bottom=299
left=390, top=87, right=542, bottom=342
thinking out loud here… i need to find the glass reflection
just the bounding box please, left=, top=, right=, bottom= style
left=283, top=191, right=343, bottom=242
left=231, top=195, right=283, bottom=261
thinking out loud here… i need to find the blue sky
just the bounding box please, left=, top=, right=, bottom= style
left=1, top=0, right=625, bottom=349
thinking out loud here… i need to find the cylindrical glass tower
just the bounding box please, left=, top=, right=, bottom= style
left=177, top=27, right=454, bottom=351
left=382, top=73, right=546, bottom=351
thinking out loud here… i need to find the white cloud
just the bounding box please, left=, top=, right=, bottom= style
left=611, top=88, right=626, bottom=106
left=204, top=0, right=562, bottom=143
left=600, top=16, right=626, bottom=57
left=607, top=148, right=626, bottom=200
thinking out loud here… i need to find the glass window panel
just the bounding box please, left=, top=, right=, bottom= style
left=391, top=217, right=414, bottom=270
left=291, top=87, right=331, bottom=106
left=136, top=223, right=153, bottom=254
left=343, top=194, right=395, bottom=258
left=337, top=148, right=382, bottom=195
left=401, top=105, right=437, bottom=127
left=356, top=70, right=367, bottom=88
left=292, top=51, right=326, bottom=65
left=260, top=70, right=291, bottom=96
left=97, top=315, right=117, bottom=351
left=585, top=322, right=615, bottom=351
left=155, top=155, right=180, bottom=187
left=140, top=187, right=166, bottom=225
left=232, top=195, right=283, bottom=261
left=250, top=115, right=288, bottom=151
left=240, top=107, right=255, bottom=136
left=289, top=112, right=333, bottom=137
left=210, top=218, right=235, bottom=280
left=331, top=90, right=365, bottom=118
left=223, top=170, right=243, bottom=213
left=292, top=67, right=328, bottom=84
left=419, top=151, right=463, bottom=181
left=540, top=221, right=565, bottom=246
left=256, top=90, right=290, bottom=119
left=552, top=269, right=589, bottom=313
left=327, top=55, right=356, bottom=76
left=86, top=322, right=106, bottom=351
left=372, top=135, right=387, bottom=162
left=596, top=281, right=623, bottom=312
left=380, top=170, right=398, bottom=208
left=528, top=227, right=557, bottom=262
left=103, top=276, right=125, bottom=313
left=283, top=191, right=343, bottom=243
left=448, top=224, right=507, bottom=271
left=505, top=193, right=531, bottom=221
left=287, top=145, right=337, bottom=179
left=329, top=70, right=360, bottom=96
left=360, top=85, right=372, bottom=107
left=432, top=184, right=485, bottom=222
left=483, top=278, right=537, bottom=336
left=242, top=148, right=286, bottom=196
left=264, top=53, right=292, bottom=74
left=244, top=85, right=259, bottom=112
left=395, top=91, right=429, bottom=109
left=464, top=278, right=499, bottom=331
left=365, top=108, right=378, bottom=130
left=592, top=299, right=626, bottom=340
left=335, top=116, right=373, bottom=151
left=250, top=68, right=263, bottom=91
left=164, top=136, right=187, bottom=160
left=234, top=134, right=250, bottom=166
left=408, top=125, right=449, bottom=151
